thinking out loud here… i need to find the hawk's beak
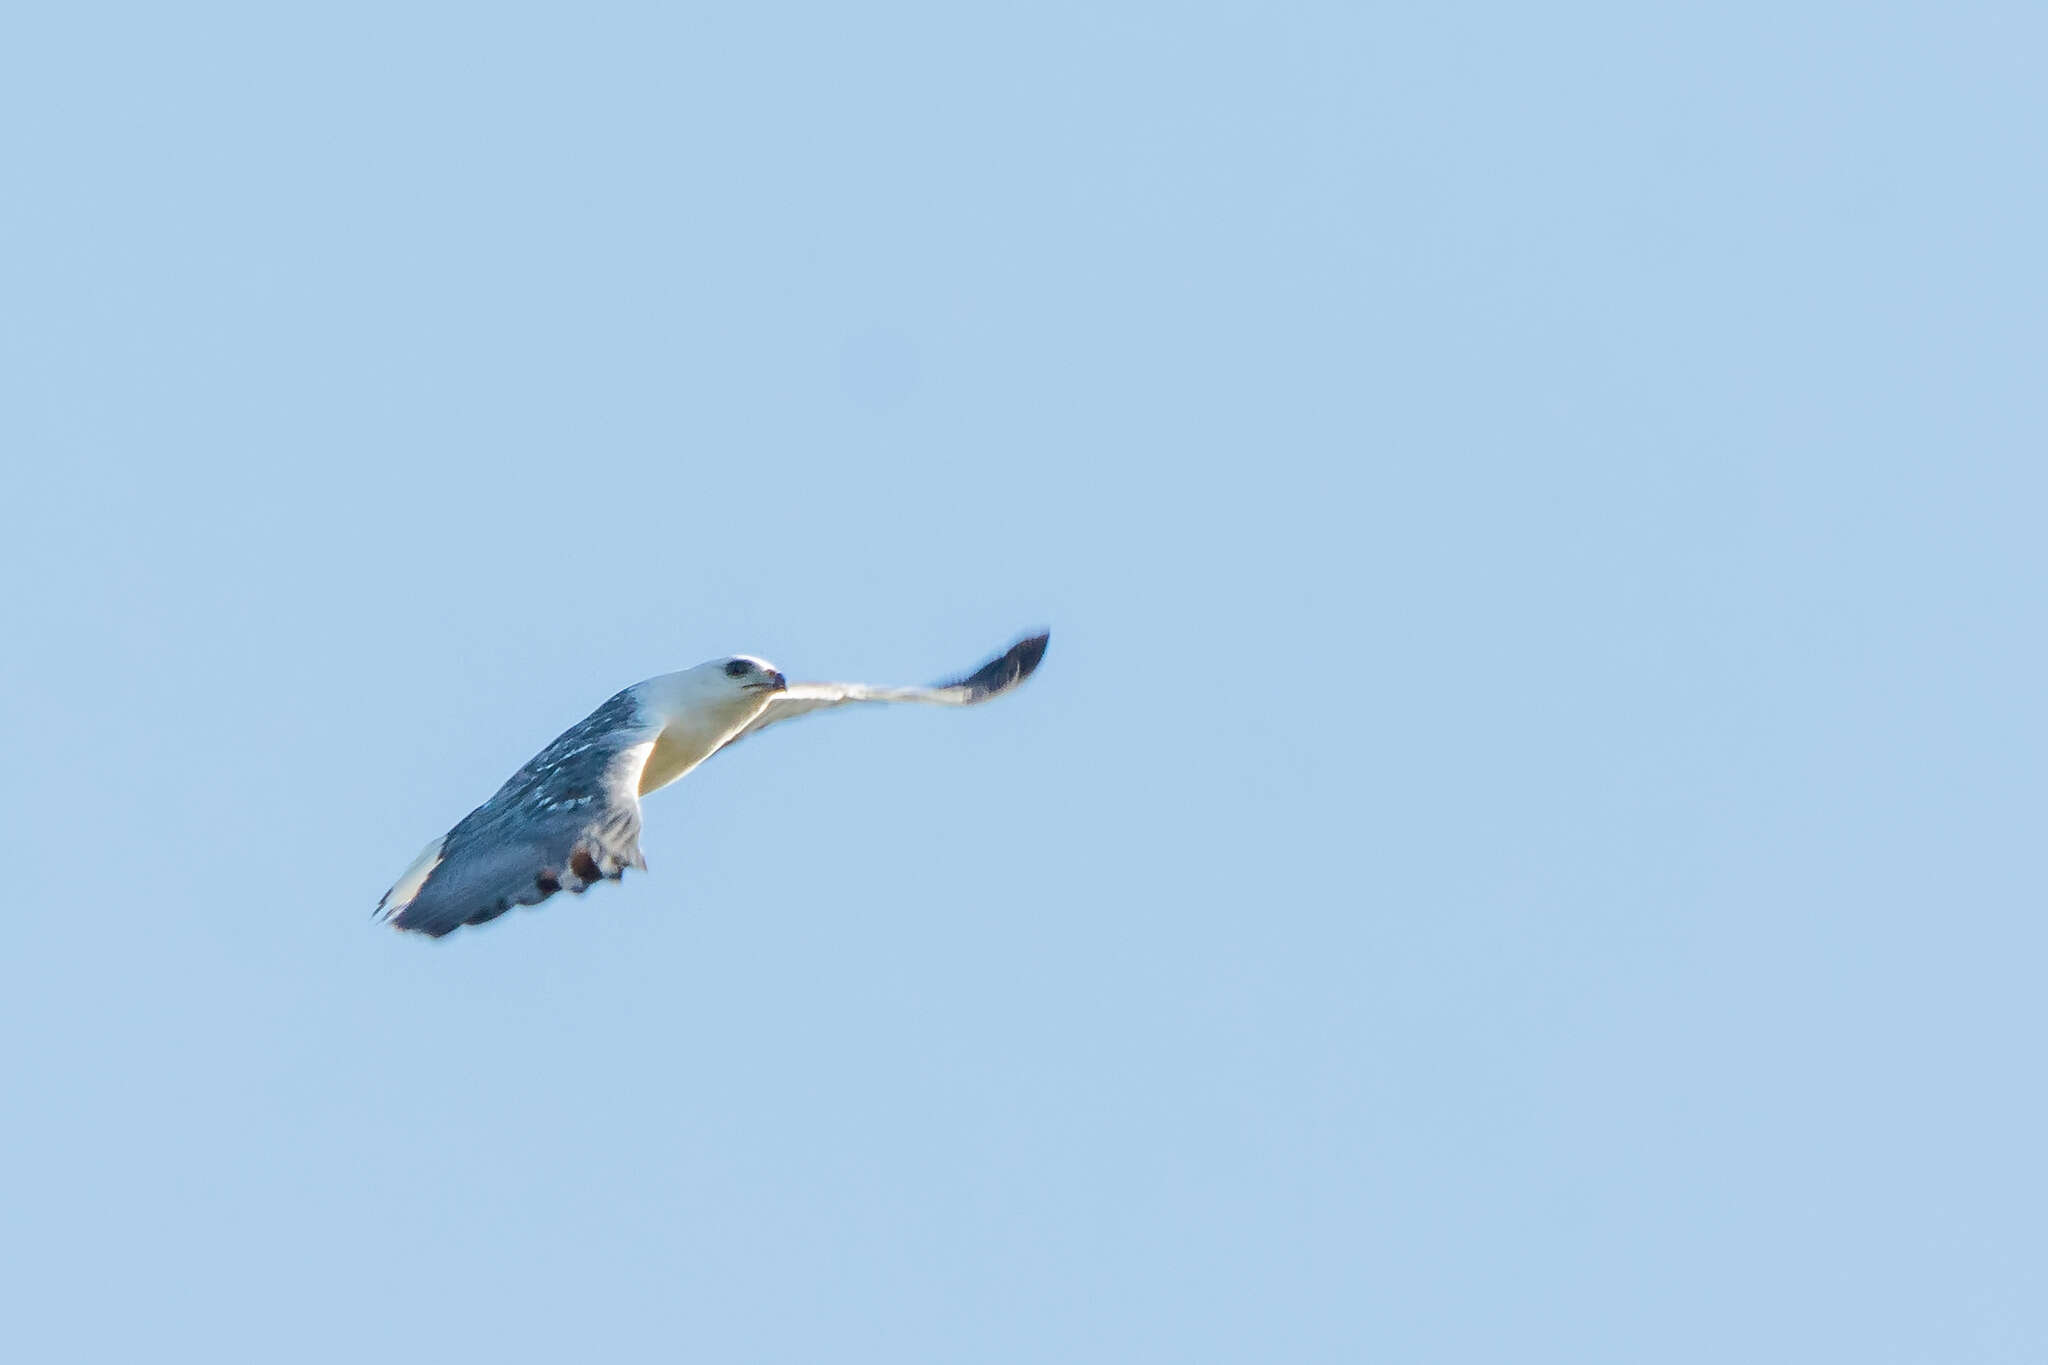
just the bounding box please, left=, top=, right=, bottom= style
left=768, top=670, right=787, bottom=692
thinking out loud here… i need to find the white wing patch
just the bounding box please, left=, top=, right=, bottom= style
left=377, top=837, right=446, bottom=920
left=713, top=632, right=1049, bottom=755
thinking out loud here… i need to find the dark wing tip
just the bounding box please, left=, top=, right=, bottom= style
left=942, top=629, right=1051, bottom=701
left=1013, top=629, right=1050, bottom=677
left=384, top=903, right=456, bottom=937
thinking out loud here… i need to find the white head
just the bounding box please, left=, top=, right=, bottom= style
left=631, top=654, right=787, bottom=726
left=712, top=654, right=787, bottom=693
left=645, top=654, right=787, bottom=718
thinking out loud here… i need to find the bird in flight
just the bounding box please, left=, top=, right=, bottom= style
left=375, top=631, right=1049, bottom=937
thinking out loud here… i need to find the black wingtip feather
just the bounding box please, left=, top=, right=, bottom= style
left=944, top=630, right=1050, bottom=700
left=1012, top=630, right=1050, bottom=678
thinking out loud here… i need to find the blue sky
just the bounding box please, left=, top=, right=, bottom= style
left=2, top=2, right=2043, bottom=1360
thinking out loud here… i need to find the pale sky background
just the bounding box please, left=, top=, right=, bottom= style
left=2, top=3, right=2044, bottom=1361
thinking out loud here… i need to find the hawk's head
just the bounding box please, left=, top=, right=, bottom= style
left=713, top=655, right=788, bottom=694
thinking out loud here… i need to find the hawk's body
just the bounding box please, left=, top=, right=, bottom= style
left=376, top=632, right=1047, bottom=937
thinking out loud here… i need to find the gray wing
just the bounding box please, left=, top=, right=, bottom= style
left=375, top=689, right=659, bottom=938
left=714, top=630, right=1049, bottom=754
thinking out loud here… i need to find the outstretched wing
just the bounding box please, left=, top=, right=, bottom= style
left=713, top=630, right=1049, bottom=755
left=376, top=689, right=659, bottom=938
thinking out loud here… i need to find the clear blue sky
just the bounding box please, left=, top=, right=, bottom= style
left=2, top=3, right=2043, bottom=1360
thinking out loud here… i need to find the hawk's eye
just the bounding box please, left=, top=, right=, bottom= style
left=724, top=659, right=751, bottom=678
